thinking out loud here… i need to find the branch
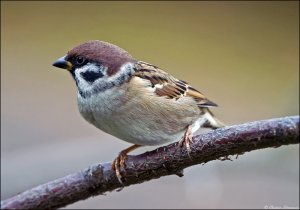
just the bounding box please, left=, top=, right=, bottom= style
left=1, top=116, right=299, bottom=209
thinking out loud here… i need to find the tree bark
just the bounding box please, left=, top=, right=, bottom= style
left=1, top=116, right=299, bottom=209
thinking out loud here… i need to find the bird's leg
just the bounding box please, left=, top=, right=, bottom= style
left=112, top=144, right=141, bottom=184
left=178, top=125, right=194, bottom=158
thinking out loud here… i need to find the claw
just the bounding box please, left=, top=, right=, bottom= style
left=112, top=153, right=127, bottom=184
left=112, top=144, right=141, bottom=184
left=178, top=125, right=194, bottom=158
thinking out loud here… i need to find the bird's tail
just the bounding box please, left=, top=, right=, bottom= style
left=203, top=108, right=226, bottom=129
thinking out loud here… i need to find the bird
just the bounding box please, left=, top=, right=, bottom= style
left=52, top=40, right=225, bottom=183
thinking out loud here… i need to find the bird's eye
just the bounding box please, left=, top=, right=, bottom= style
left=75, top=56, right=86, bottom=65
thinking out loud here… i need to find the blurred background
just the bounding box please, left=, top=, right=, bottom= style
left=1, top=1, right=299, bottom=209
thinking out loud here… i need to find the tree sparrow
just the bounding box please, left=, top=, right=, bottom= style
left=52, top=40, right=224, bottom=183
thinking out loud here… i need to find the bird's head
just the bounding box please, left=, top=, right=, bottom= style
left=53, top=40, right=136, bottom=97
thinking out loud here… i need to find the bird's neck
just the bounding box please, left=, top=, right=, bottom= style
left=76, top=62, right=136, bottom=99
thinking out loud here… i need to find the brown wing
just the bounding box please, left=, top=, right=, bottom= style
left=133, top=61, right=217, bottom=107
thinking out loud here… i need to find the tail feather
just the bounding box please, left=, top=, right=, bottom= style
left=202, top=108, right=226, bottom=129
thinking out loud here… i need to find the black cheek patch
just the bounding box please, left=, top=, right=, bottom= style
left=80, top=71, right=104, bottom=83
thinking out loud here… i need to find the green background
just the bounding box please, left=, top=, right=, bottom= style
left=1, top=1, right=299, bottom=208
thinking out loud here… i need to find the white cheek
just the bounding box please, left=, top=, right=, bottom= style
left=76, top=62, right=135, bottom=99
left=75, top=63, right=107, bottom=91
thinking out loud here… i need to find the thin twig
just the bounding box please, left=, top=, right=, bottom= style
left=1, top=116, right=299, bottom=209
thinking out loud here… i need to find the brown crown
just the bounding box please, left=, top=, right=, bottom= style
left=67, top=40, right=135, bottom=76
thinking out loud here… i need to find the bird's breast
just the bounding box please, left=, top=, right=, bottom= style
left=77, top=84, right=127, bottom=126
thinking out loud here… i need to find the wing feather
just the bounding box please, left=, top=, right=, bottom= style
left=133, top=61, right=217, bottom=108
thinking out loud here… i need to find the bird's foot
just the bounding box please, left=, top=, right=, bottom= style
left=112, top=144, right=141, bottom=184
left=178, top=125, right=194, bottom=158
left=112, top=152, right=128, bottom=184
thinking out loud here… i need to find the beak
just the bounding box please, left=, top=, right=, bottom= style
left=52, top=55, right=72, bottom=70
